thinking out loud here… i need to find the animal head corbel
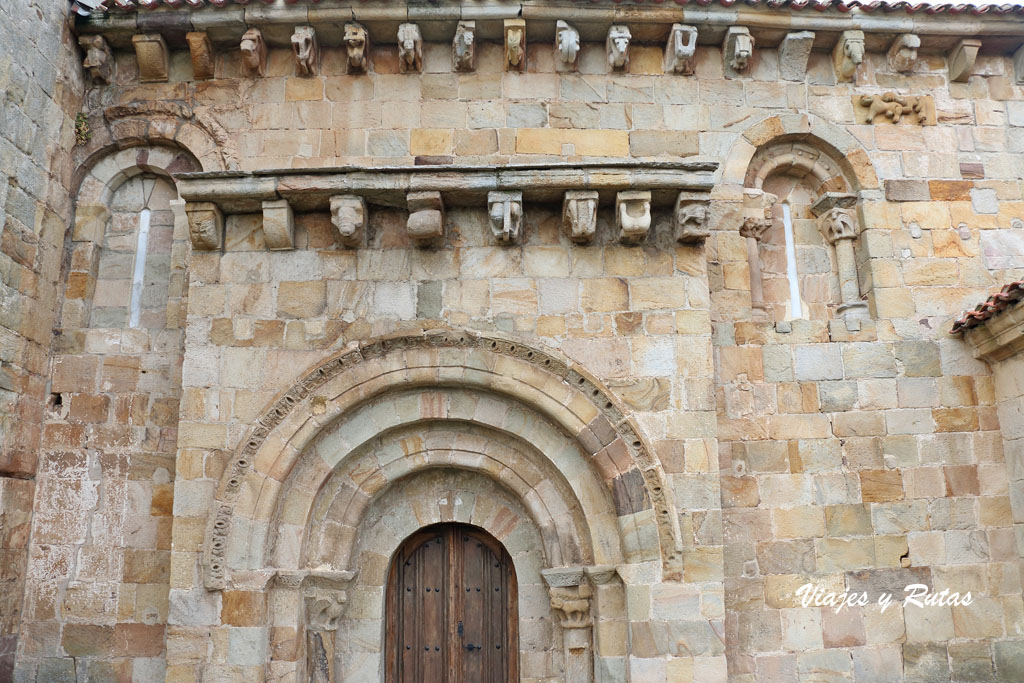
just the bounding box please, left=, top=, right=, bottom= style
left=664, top=24, right=698, bottom=75
left=291, top=26, right=319, bottom=77
left=344, top=23, right=370, bottom=73
left=453, top=21, right=477, bottom=72
left=832, top=30, right=864, bottom=81
left=504, top=19, right=526, bottom=71
left=723, top=26, right=754, bottom=77
left=397, top=23, right=422, bottom=74
left=240, top=28, right=267, bottom=77
left=607, top=25, right=631, bottom=70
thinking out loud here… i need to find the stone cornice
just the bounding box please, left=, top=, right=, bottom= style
left=961, top=303, right=1024, bottom=363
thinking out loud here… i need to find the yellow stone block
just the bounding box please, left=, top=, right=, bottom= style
left=515, top=128, right=629, bottom=157
left=628, top=46, right=663, bottom=75
left=284, top=77, right=324, bottom=101
left=410, top=128, right=453, bottom=156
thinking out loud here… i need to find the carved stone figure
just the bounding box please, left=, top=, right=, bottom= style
left=616, top=190, right=651, bottom=243
left=858, top=92, right=935, bottom=125
left=185, top=202, right=223, bottom=251
left=548, top=585, right=592, bottom=629
left=663, top=24, right=697, bottom=75
left=555, top=20, right=580, bottom=68
left=832, top=30, right=865, bottom=82
left=407, top=191, right=445, bottom=244
left=398, top=23, right=422, bottom=74
left=185, top=31, right=215, bottom=81
left=504, top=19, right=526, bottom=72
left=291, top=26, right=319, bottom=77
left=861, top=92, right=909, bottom=123
left=131, top=33, right=168, bottom=83
left=888, top=34, right=920, bottom=73
left=488, top=191, right=523, bottom=244
left=819, top=208, right=857, bottom=244
left=345, top=23, right=369, bottom=73
left=675, top=196, right=710, bottom=243
left=240, top=28, right=266, bottom=77
left=607, top=25, right=631, bottom=71
left=330, top=195, right=366, bottom=248
left=723, top=26, right=754, bottom=78
left=78, top=35, right=112, bottom=84
left=305, top=586, right=348, bottom=631
left=562, top=190, right=598, bottom=244
left=453, top=21, right=476, bottom=72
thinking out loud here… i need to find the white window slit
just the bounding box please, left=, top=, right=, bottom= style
left=129, top=207, right=151, bottom=329
left=782, top=202, right=803, bottom=320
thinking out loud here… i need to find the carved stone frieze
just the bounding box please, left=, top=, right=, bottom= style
left=562, top=190, right=598, bottom=244
left=504, top=19, right=526, bottom=72
left=555, top=20, right=580, bottom=69
left=78, top=35, right=113, bottom=84
left=407, top=191, right=445, bottom=244
left=488, top=191, right=523, bottom=244
left=262, top=199, right=295, bottom=250
left=291, top=26, right=319, bottom=77
left=663, top=24, right=697, bottom=76
left=674, top=194, right=710, bottom=244
left=131, top=33, right=168, bottom=83
left=888, top=33, right=920, bottom=73
left=832, top=30, right=865, bottom=82
left=615, top=190, right=651, bottom=243
left=240, top=28, right=266, bottom=77
left=330, top=195, right=366, bottom=248
left=453, top=21, right=476, bottom=72
left=398, top=23, right=423, bottom=74
left=723, top=26, right=754, bottom=78
left=185, top=201, right=223, bottom=251
left=856, top=92, right=936, bottom=126
left=344, top=23, right=369, bottom=73
left=607, top=25, right=631, bottom=71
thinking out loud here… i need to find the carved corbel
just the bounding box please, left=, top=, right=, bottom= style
left=832, top=30, right=864, bottom=82
left=292, top=26, right=319, bottom=77
left=948, top=39, right=982, bottom=83
left=185, top=202, right=223, bottom=251
left=185, top=31, right=215, bottom=81
left=488, top=191, right=523, bottom=244
left=555, top=20, right=581, bottom=70
left=453, top=21, right=477, bottom=72
left=504, top=19, right=526, bottom=72
left=407, top=191, right=445, bottom=245
left=131, top=33, right=168, bottom=83
left=1015, top=44, right=1024, bottom=86
left=330, top=195, right=366, bottom=248
left=607, top=25, right=631, bottom=71
left=675, top=194, right=711, bottom=244
left=262, top=199, right=295, bottom=250
left=779, top=31, right=815, bottom=82
left=888, top=34, right=920, bottom=73
left=78, top=35, right=113, bottom=84
left=723, top=26, right=754, bottom=79
left=663, top=24, right=697, bottom=75
left=398, top=23, right=423, bottom=74
left=240, top=28, right=267, bottom=77
left=345, top=23, right=370, bottom=73
left=562, top=190, right=598, bottom=244
left=615, top=191, right=651, bottom=244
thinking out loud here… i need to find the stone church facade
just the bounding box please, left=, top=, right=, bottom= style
left=3, top=0, right=1024, bottom=681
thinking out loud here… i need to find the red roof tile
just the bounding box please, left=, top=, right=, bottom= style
left=951, top=280, right=1024, bottom=333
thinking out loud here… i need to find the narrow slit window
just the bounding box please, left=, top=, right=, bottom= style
left=781, top=201, right=804, bottom=320
left=128, top=176, right=157, bottom=329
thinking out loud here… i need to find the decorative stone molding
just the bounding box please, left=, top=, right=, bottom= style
left=406, top=191, right=445, bottom=244
left=291, top=26, right=319, bottom=77
left=674, top=192, right=711, bottom=244
left=185, top=201, right=223, bottom=251
left=779, top=30, right=815, bottom=81
left=185, top=31, right=215, bottom=81
left=344, top=23, right=369, bottom=73
left=562, top=190, right=598, bottom=244
left=961, top=304, right=1024, bottom=362
left=832, top=30, right=865, bottom=82
left=663, top=24, right=697, bottom=76
left=240, top=28, right=266, bottom=77
left=856, top=93, right=936, bottom=125
left=504, top=19, right=526, bottom=72
left=453, top=21, right=476, bottom=72
left=330, top=195, right=365, bottom=248
left=555, top=20, right=580, bottom=69
left=488, top=191, right=523, bottom=244
left=887, top=33, right=920, bottom=73
left=949, top=39, right=982, bottom=83
left=811, top=192, right=869, bottom=321
left=723, top=26, right=754, bottom=79
left=616, top=190, right=651, bottom=243
left=131, top=33, right=168, bottom=82
left=262, top=199, right=295, bottom=250
left=607, top=25, right=631, bottom=71
left=397, top=23, right=423, bottom=74
left=78, top=35, right=113, bottom=84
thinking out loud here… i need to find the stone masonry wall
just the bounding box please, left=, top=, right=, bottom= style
left=0, top=0, right=84, bottom=679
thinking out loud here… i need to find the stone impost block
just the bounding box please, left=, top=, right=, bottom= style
left=887, top=34, right=920, bottom=73
left=240, top=28, right=267, bottom=77
left=948, top=39, right=982, bottom=83
left=291, top=25, right=319, bottom=76
left=407, top=191, right=445, bottom=245
left=330, top=195, right=366, bottom=248
left=723, top=26, right=754, bottom=79
left=132, top=33, right=169, bottom=83
left=186, top=31, right=215, bottom=81
left=832, top=30, right=864, bottom=82
left=504, top=19, right=526, bottom=72
left=488, top=191, right=523, bottom=245
left=262, top=200, right=295, bottom=250
left=78, top=35, right=113, bottom=84
left=607, top=25, right=631, bottom=71
left=453, top=21, right=476, bottom=72
left=616, top=191, right=652, bottom=244
left=664, top=24, right=697, bottom=76
left=779, top=31, right=815, bottom=81
left=185, top=202, right=224, bottom=251
left=563, top=190, right=599, bottom=244
left=555, top=20, right=581, bottom=70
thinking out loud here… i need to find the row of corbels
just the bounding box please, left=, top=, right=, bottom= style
left=79, top=22, right=989, bottom=85
left=184, top=191, right=712, bottom=252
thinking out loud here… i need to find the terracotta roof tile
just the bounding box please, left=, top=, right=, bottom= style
left=951, top=280, right=1024, bottom=333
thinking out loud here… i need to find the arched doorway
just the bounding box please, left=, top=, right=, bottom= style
left=386, top=523, right=518, bottom=682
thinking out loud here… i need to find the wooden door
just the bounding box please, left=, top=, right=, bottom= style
left=387, top=524, right=518, bottom=683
